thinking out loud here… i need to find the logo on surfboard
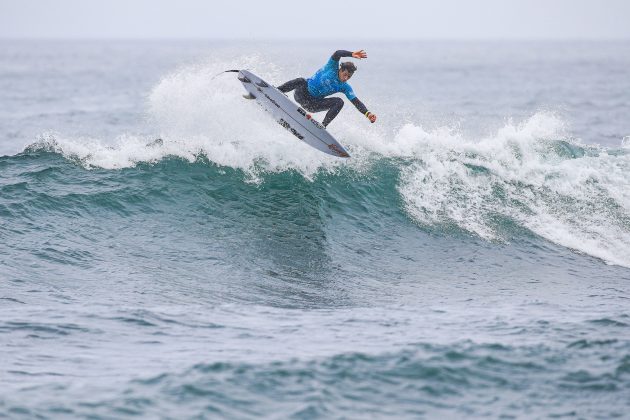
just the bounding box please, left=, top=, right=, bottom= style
left=297, top=108, right=326, bottom=130
left=278, top=118, right=305, bottom=140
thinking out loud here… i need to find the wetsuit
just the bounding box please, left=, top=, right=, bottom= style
left=277, top=50, right=370, bottom=127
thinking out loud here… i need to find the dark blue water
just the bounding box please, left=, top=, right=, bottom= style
left=1, top=40, right=630, bottom=418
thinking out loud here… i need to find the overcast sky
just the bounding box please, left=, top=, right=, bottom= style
left=1, top=0, right=629, bottom=40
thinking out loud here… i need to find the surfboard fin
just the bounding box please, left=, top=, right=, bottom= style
left=243, top=93, right=256, bottom=100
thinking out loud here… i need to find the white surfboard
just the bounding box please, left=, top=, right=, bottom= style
left=234, top=70, right=350, bottom=158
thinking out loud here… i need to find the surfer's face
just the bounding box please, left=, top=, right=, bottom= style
left=338, top=69, right=353, bottom=82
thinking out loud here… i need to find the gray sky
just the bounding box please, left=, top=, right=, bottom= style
left=1, top=0, right=629, bottom=40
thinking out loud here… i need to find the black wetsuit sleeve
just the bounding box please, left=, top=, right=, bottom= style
left=332, top=50, right=353, bottom=61
left=351, top=97, right=369, bottom=115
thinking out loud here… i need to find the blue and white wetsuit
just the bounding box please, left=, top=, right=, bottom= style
left=278, top=50, right=369, bottom=127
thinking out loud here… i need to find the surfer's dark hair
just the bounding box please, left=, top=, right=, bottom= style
left=340, top=62, right=357, bottom=74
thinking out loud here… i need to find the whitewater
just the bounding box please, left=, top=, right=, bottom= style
left=1, top=40, right=629, bottom=418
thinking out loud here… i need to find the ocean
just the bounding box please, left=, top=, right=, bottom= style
left=1, top=40, right=629, bottom=418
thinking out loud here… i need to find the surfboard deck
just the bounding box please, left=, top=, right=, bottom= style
left=236, top=70, right=350, bottom=158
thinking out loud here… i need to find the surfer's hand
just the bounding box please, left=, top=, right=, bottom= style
left=352, top=50, right=367, bottom=59
left=367, top=112, right=377, bottom=123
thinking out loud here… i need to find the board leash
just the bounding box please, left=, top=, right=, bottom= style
left=211, top=69, right=240, bottom=80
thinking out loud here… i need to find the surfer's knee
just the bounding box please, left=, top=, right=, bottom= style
left=332, top=97, right=344, bottom=110
left=278, top=77, right=307, bottom=93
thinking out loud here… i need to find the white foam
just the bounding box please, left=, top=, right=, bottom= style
left=30, top=57, right=355, bottom=178
left=26, top=57, right=405, bottom=176
left=145, top=56, right=349, bottom=178
left=397, top=112, right=630, bottom=267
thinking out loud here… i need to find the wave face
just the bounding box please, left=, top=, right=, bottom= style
left=17, top=109, right=630, bottom=268
left=2, top=41, right=630, bottom=418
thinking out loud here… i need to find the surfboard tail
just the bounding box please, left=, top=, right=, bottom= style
left=327, top=144, right=350, bottom=158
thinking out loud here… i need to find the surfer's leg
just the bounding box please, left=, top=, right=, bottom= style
left=300, top=97, right=344, bottom=127
left=293, top=85, right=344, bottom=127
left=277, top=78, right=307, bottom=93
left=313, top=97, right=344, bottom=127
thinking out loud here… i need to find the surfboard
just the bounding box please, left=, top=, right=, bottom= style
left=234, top=70, right=350, bottom=158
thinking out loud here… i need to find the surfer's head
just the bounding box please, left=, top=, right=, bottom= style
left=338, top=62, right=356, bottom=82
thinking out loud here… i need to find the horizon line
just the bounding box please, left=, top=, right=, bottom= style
left=2, top=36, right=630, bottom=42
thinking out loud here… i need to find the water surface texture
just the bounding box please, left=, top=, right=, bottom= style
left=1, top=40, right=630, bottom=418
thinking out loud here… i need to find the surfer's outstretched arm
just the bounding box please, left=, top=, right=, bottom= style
left=332, top=50, right=353, bottom=61
left=332, top=50, right=368, bottom=61
left=350, top=98, right=377, bottom=123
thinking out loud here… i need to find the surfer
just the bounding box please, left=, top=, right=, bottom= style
left=277, top=50, right=377, bottom=127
